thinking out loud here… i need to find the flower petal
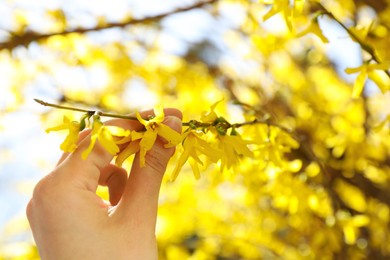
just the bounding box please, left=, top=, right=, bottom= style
left=190, top=150, right=203, bottom=166
left=99, top=129, right=119, bottom=155
left=136, top=111, right=148, bottom=126
left=105, top=125, right=131, bottom=137
left=47, top=116, right=81, bottom=152
left=115, top=141, right=140, bottom=167
left=82, top=134, right=98, bottom=160
left=171, top=139, right=193, bottom=181
left=367, top=62, right=390, bottom=71
left=139, top=129, right=158, bottom=167
left=352, top=70, right=368, bottom=98
left=60, top=130, right=79, bottom=152
left=132, top=131, right=144, bottom=141
left=82, top=120, right=103, bottom=159
left=189, top=158, right=201, bottom=180
left=200, top=99, right=223, bottom=123
left=196, top=138, right=222, bottom=163
left=116, top=134, right=132, bottom=145
left=158, top=124, right=182, bottom=148
left=345, top=66, right=364, bottom=74
left=45, top=116, right=73, bottom=133
left=153, top=105, right=165, bottom=123
left=222, top=135, right=254, bottom=158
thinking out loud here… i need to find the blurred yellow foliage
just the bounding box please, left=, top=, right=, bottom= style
left=1, top=0, right=390, bottom=259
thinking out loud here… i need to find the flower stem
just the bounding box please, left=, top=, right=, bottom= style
left=317, top=3, right=390, bottom=78
left=34, top=99, right=139, bottom=120
left=34, top=99, right=94, bottom=113
left=34, top=99, right=292, bottom=133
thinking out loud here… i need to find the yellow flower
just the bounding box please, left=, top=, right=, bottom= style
left=82, top=116, right=130, bottom=160
left=255, top=126, right=299, bottom=167
left=262, top=0, right=294, bottom=32
left=296, top=17, right=329, bottom=43
left=171, top=131, right=222, bottom=181
left=200, top=99, right=223, bottom=123
left=373, top=114, right=390, bottom=132
left=115, top=140, right=140, bottom=167
left=133, top=105, right=182, bottom=167
left=345, top=62, right=390, bottom=98
left=219, top=134, right=254, bottom=170
left=46, top=116, right=80, bottom=152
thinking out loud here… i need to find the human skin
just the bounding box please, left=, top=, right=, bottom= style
left=26, top=108, right=182, bottom=260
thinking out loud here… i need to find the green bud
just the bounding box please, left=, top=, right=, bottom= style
left=189, top=120, right=197, bottom=129
left=216, top=125, right=227, bottom=136
left=79, top=119, right=86, bottom=131
left=214, top=116, right=228, bottom=125
left=79, top=113, right=89, bottom=131
left=230, top=127, right=238, bottom=136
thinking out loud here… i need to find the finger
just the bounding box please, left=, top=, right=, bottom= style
left=56, top=113, right=142, bottom=191
left=115, top=114, right=182, bottom=231
left=98, top=164, right=128, bottom=206
left=57, top=108, right=181, bottom=194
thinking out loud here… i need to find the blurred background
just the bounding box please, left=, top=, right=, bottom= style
left=1, top=0, right=390, bottom=259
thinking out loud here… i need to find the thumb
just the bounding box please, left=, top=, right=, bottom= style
left=115, top=115, right=182, bottom=230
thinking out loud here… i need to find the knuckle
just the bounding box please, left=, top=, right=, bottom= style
left=26, top=178, right=53, bottom=220
left=26, top=199, right=34, bottom=220
left=31, top=174, right=57, bottom=205
left=32, top=179, right=50, bottom=200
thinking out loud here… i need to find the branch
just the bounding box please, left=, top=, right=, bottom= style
left=340, top=171, right=390, bottom=207
left=0, top=0, right=218, bottom=51
left=317, top=2, right=390, bottom=78
left=34, top=99, right=138, bottom=120
left=35, top=98, right=294, bottom=135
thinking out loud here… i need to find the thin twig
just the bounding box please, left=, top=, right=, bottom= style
left=0, top=0, right=219, bottom=51
left=317, top=2, right=390, bottom=77
left=34, top=99, right=138, bottom=120
left=34, top=99, right=94, bottom=113
left=35, top=99, right=294, bottom=134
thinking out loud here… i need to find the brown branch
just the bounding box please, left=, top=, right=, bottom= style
left=317, top=2, right=390, bottom=78
left=0, top=0, right=218, bottom=51
left=340, top=171, right=390, bottom=207
left=356, top=0, right=388, bottom=12
left=34, top=98, right=139, bottom=120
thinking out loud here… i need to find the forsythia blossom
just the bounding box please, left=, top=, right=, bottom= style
left=345, top=62, right=390, bottom=98
left=256, top=126, right=299, bottom=167
left=262, top=0, right=296, bottom=31
left=200, top=99, right=222, bottom=123
left=44, top=102, right=261, bottom=180
left=171, top=131, right=221, bottom=180
left=296, top=17, right=329, bottom=43
left=115, top=140, right=140, bottom=167
left=82, top=115, right=130, bottom=160
left=46, top=116, right=81, bottom=152
left=219, top=134, right=254, bottom=170
left=172, top=100, right=256, bottom=179
left=132, top=105, right=182, bottom=167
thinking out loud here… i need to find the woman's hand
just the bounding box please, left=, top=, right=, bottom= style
left=26, top=108, right=182, bottom=260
